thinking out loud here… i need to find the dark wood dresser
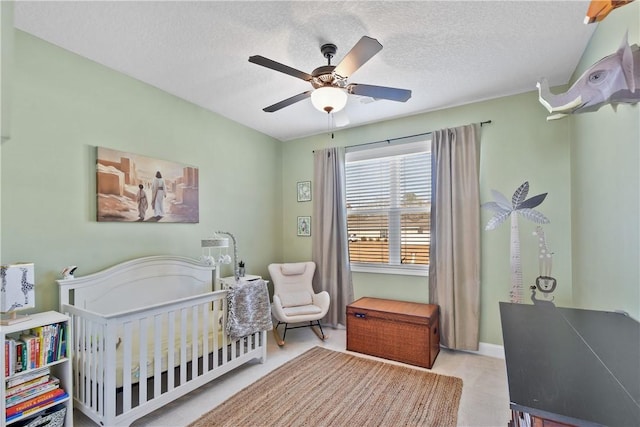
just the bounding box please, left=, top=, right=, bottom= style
left=500, top=301, right=640, bottom=427
left=346, top=297, right=440, bottom=369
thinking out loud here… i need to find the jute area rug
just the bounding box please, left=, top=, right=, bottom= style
left=189, top=346, right=463, bottom=427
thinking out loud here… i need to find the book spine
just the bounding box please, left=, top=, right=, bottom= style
left=6, top=380, right=60, bottom=406
left=5, top=391, right=68, bottom=422
left=48, top=324, right=57, bottom=363
left=15, top=341, right=23, bottom=373
left=58, top=324, right=67, bottom=359
left=27, top=338, right=35, bottom=369
left=31, top=327, right=42, bottom=368
left=44, top=325, right=52, bottom=364
left=6, top=374, right=50, bottom=397
left=5, top=366, right=50, bottom=388
left=8, top=339, right=15, bottom=376
left=21, top=340, right=27, bottom=372
left=5, top=388, right=65, bottom=416
left=33, top=337, right=40, bottom=368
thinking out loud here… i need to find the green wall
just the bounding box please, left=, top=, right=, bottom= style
left=0, top=0, right=14, bottom=266
left=1, top=31, right=282, bottom=312
left=570, top=2, right=639, bottom=318
left=282, top=91, right=573, bottom=346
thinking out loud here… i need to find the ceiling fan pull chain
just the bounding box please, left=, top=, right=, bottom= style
left=326, top=112, right=335, bottom=139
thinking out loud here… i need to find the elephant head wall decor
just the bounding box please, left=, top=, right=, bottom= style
left=537, top=33, right=639, bottom=120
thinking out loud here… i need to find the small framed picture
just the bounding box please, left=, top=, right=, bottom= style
left=297, top=216, right=311, bottom=237
left=297, top=181, right=311, bottom=202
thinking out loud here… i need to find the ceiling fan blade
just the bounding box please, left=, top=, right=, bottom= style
left=263, top=91, right=312, bottom=112
left=347, top=84, right=412, bottom=102
left=333, top=36, right=383, bottom=78
left=249, top=55, right=313, bottom=82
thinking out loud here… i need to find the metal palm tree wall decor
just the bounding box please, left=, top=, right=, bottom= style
left=482, top=181, right=549, bottom=303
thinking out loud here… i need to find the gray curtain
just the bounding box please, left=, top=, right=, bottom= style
left=312, top=147, right=353, bottom=327
left=429, top=124, right=481, bottom=350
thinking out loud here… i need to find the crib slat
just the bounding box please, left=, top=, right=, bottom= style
left=85, top=319, right=94, bottom=413
left=104, top=318, right=118, bottom=424
left=202, top=304, right=210, bottom=373
left=222, top=301, right=228, bottom=364
left=138, top=317, right=148, bottom=405
left=179, top=309, right=188, bottom=385
left=93, top=321, right=102, bottom=416
left=167, top=310, right=175, bottom=390
left=77, top=316, right=86, bottom=409
left=212, top=302, right=219, bottom=369
left=153, top=314, right=162, bottom=399
left=73, top=316, right=82, bottom=406
left=122, top=322, right=133, bottom=412
left=190, top=306, right=197, bottom=380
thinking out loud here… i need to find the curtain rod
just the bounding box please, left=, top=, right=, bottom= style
left=343, top=120, right=492, bottom=150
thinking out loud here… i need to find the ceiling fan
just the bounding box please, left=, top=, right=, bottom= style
left=249, top=36, right=412, bottom=114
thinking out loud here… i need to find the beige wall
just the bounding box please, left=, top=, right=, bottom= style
left=1, top=31, right=283, bottom=312
left=570, top=2, right=639, bottom=317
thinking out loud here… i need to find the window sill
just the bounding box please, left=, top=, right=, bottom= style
left=350, top=264, right=428, bottom=277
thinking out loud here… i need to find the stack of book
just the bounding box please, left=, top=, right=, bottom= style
left=4, top=322, right=67, bottom=375
left=5, top=367, right=68, bottom=422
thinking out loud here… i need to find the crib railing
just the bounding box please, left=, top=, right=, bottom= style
left=61, top=290, right=267, bottom=427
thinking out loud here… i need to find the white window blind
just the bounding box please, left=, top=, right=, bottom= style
left=345, top=140, right=431, bottom=273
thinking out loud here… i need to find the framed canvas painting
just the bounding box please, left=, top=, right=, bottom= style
left=96, top=147, right=199, bottom=223
left=297, top=216, right=311, bottom=236
left=297, top=181, right=311, bottom=202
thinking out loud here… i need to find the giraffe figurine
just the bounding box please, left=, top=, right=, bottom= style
left=20, top=267, right=34, bottom=305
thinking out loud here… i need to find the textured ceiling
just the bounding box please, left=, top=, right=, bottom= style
left=14, top=1, right=597, bottom=141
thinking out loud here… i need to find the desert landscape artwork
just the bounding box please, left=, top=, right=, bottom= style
left=97, top=147, right=199, bottom=223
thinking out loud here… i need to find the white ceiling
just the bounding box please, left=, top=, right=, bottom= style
left=14, top=1, right=597, bottom=141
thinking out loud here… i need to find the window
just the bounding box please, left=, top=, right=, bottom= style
left=345, top=139, right=431, bottom=275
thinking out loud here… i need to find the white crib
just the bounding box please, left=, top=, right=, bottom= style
left=57, top=255, right=267, bottom=427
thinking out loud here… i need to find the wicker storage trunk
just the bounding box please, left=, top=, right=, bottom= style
left=346, top=297, right=440, bottom=368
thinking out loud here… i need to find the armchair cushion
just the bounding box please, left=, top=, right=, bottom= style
left=281, top=263, right=307, bottom=276
left=283, top=304, right=323, bottom=316
left=279, top=290, right=313, bottom=308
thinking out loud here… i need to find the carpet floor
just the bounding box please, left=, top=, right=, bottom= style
left=189, top=346, right=463, bottom=427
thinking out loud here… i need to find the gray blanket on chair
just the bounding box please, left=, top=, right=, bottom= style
left=226, top=279, right=273, bottom=340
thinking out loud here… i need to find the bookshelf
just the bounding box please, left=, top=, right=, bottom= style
left=1, top=311, right=72, bottom=427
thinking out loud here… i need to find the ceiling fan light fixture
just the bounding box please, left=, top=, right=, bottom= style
left=311, top=86, right=348, bottom=113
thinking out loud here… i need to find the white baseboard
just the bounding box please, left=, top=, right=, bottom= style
left=447, top=342, right=504, bottom=359
left=472, top=342, right=505, bottom=359
left=439, top=341, right=505, bottom=359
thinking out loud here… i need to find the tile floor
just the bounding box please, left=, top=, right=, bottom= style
left=73, top=328, right=510, bottom=427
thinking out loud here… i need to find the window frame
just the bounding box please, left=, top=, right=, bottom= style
left=345, top=138, right=431, bottom=276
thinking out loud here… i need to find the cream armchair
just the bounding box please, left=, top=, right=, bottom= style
left=268, top=261, right=330, bottom=346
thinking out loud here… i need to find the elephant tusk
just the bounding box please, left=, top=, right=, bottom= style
left=546, top=113, right=569, bottom=121
left=547, top=95, right=583, bottom=113
left=536, top=81, right=554, bottom=113
left=537, top=80, right=584, bottom=114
